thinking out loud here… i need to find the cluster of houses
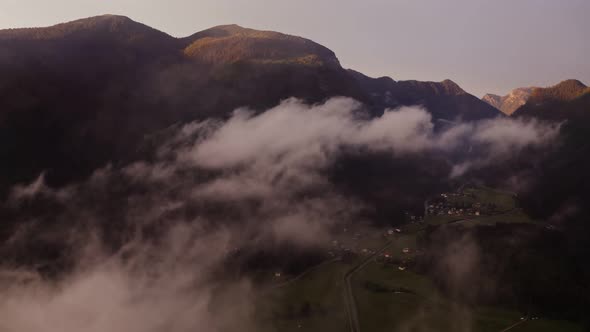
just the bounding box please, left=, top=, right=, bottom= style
left=326, top=227, right=403, bottom=259
left=377, top=246, right=418, bottom=271
left=327, top=230, right=369, bottom=258
left=426, top=192, right=483, bottom=217
left=328, top=240, right=374, bottom=258
left=405, top=213, right=424, bottom=223
left=386, top=228, right=402, bottom=236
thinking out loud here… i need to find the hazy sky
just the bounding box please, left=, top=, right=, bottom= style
left=1, top=0, right=588, bottom=96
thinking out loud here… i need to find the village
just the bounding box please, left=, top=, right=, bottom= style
left=272, top=228, right=416, bottom=282
left=315, top=187, right=509, bottom=278
left=263, top=185, right=563, bottom=332
left=425, top=189, right=500, bottom=218
left=325, top=226, right=404, bottom=256
left=270, top=186, right=510, bottom=282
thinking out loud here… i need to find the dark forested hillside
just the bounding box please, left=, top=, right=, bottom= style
left=0, top=15, right=502, bottom=194
left=513, top=81, right=590, bottom=220
left=348, top=70, right=501, bottom=121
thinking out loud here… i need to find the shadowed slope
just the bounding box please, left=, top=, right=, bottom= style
left=0, top=15, right=498, bottom=193
left=348, top=70, right=501, bottom=121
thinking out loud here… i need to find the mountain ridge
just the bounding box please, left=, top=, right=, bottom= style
left=0, top=14, right=501, bottom=192
left=0, top=14, right=174, bottom=41
left=513, top=79, right=589, bottom=118
left=348, top=70, right=499, bottom=121
left=181, top=24, right=340, bottom=67
left=483, top=80, right=588, bottom=117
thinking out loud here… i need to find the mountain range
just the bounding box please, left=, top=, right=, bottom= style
left=1, top=14, right=589, bottom=222
left=2, top=15, right=590, bottom=327
left=0, top=15, right=502, bottom=194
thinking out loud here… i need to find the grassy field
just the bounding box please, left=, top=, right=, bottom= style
left=346, top=229, right=584, bottom=332
left=426, top=186, right=528, bottom=228
left=352, top=261, right=524, bottom=332
left=350, top=260, right=585, bottom=332
left=508, top=319, right=584, bottom=332
left=442, top=187, right=517, bottom=213
left=351, top=232, right=485, bottom=332
left=256, top=261, right=351, bottom=332
left=425, top=214, right=469, bottom=226
left=451, top=209, right=534, bottom=228
left=463, top=187, right=517, bottom=212
left=473, top=307, right=524, bottom=332
left=253, top=186, right=582, bottom=332
left=258, top=259, right=584, bottom=331
left=330, top=224, right=391, bottom=252
left=255, top=231, right=584, bottom=332
left=380, top=233, right=420, bottom=260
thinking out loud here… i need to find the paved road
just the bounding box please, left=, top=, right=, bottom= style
left=499, top=318, right=528, bottom=332
left=270, top=258, right=338, bottom=290
left=343, top=240, right=394, bottom=332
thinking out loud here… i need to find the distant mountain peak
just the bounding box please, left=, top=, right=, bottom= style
left=96, top=14, right=130, bottom=19
left=528, top=79, right=589, bottom=104
left=484, top=80, right=588, bottom=116
left=202, top=24, right=249, bottom=34
left=482, top=93, right=501, bottom=104
left=185, top=24, right=297, bottom=40
left=79, top=14, right=133, bottom=22
left=181, top=24, right=340, bottom=67
left=440, top=79, right=465, bottom=95
left=398, top=79, right=467, bottom=97
left=482, top=87, right=536, bottom=115
left=551, top=79, right=587, bottom=92
left=510, top=79, right=590, bottom=118
left=0, top=14, right=172, bottom=41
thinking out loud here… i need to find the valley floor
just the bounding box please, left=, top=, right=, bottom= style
left=252, top=187, right=584, bottom=332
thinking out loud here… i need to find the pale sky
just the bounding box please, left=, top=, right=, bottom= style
left=1, top=0, right=588, bottom=97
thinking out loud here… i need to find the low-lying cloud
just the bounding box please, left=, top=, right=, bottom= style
left=0, top=97, right=560, bottom=331
left=184, top=97, right=559, bottom=178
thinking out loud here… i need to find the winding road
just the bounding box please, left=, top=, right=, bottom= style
left=499, top=318, right=529, bottom=332
left=343, top=240, right=394, bottom=332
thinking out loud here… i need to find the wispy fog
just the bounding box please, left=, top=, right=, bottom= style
left=0, top=97, right=560, bottom=331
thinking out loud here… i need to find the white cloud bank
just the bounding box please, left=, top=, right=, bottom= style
left=186, top=97, right=559, bottom=178
left=0, top=97, right=560, bottom=332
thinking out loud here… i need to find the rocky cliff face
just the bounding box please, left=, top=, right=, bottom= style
left=482, top=87, right=536, bottom=115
